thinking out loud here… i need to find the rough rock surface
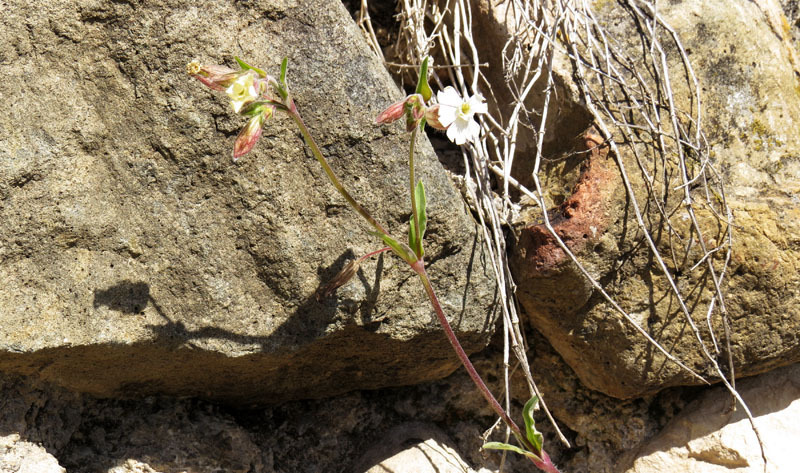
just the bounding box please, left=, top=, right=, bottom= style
left=0, top=434, right=65, bottom=473
left=0, top=332, right=703, bottom=473
left=510, top=0, right=800, bottom=398
left=355, top=423, right=490, bottom=473
left=0, top=0, right=496, bottom=403
left=621, top=363, right=800, bottom=473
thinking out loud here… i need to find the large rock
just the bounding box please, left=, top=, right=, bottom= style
left=0, top=434, right=65, bottom=473
left=355, top=423, right=490, bottom=473
left=621, top=362, right=800, bottom=473
left=510, top=0, right=800, bottom=398
left=0, top=0, right=496, bottom=403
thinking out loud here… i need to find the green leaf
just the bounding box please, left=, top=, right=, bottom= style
left=270, top=57, right=289, bottom=101
left=408, top=217, right=418, bottom=258
left=482, top=442, right=542, bottom=461
left=408, top=180, right=427, bottom=258
left=280, top=57, right=289, bottom=87
left=370, top=232, right=416, bottom=264
left=415, top=180, right=427, bottom=241
left=233, top=56, right=267, bottom=77
left=415, top=56, right=433, bottom=102
left=522, top=395, right=544, bottom=453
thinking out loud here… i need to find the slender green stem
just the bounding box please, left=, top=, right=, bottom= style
left=287, top=106, right=390, bottom=237
left=413, top=263, right=560, bottom=473
left=408, top=127, right=422, bottom=258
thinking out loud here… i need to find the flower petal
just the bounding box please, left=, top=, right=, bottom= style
left=446, top=116, right=469, bottom=145
left=437, top=86, right=463, bottom=108
left=437, top=104, right=458, bottom=127
left=465, top=117, right=481, bottom=142
left=445, top=122, right=461, bottom=144
left=469, top=94, right=488, bottom=115
left=226, top=73, right=259, bottom=113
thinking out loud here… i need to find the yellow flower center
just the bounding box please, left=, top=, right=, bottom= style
left=460, top=102, right=471, bottom=116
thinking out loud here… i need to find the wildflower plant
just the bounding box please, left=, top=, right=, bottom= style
left=187, top=56, right=559, bottom=472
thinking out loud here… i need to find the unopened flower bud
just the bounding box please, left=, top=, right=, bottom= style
left=405, top=95, right=426, bottom=131
left=233, top=111, right=268, bottom=161
left=376, top=94, right=427, bottom=130
left=376, top=98, right=407, bottom=124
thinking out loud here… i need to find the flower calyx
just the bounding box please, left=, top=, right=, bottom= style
left=232, top=102, right=274, bottom=161
left=376, top=93, right=428, bottom=132
left=186, top=60, right=241, bottom=91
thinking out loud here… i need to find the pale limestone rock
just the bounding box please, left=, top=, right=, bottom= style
left=356, top=423, right=492, bottom=473
left=622, top=363, right=800, bottom=473
left=0, top=434, right=65, bottom=473
left=107, top=459, right=160, bottom=473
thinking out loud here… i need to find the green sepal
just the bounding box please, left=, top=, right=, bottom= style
left=522, top=395, right=544, bottom=453
left=370, top=232, right=416, bottom=264
left=408, top=180, right=427, bottom=258
left=482, top=442, right=542, bottom=462
left=234, top=56, right=267, bottom=78
left=415, top=56, right=433, bottom=102
left=239, top=101, right=268, bottom=117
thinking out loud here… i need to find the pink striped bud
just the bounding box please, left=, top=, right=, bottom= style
left=376, top=94, right=427, bottom=131
left=232, top=105, right=273, bottom=161
left=376, top=98, right=407, bottom=124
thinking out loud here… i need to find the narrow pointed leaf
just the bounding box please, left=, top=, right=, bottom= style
left=415, top=56, right=433, bottom=102
left=280, top=57, right=288, bottom=86
left=273, top=57, right=289, bottom=100
left=370, top=232, right=416, bottom=264
left=415, top=180, right=427, bottom=242
left=482, top=442, right=542, bottom=461
left=408, top=180, right=427, bottom=258
left=233, top=56, right=267, bottom=77
left=522, top=396, right=544, bottom=453
left=408, top=216, right=418, bottom=258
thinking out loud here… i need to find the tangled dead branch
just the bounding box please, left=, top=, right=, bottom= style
left=357, top=0, right=767, bottom=469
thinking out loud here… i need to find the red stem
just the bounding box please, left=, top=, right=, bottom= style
left=360, top=246, right=392, bottom=261
left=281, top=92, right=557, bottom=472
left=413, top=262, right=560, bottom=473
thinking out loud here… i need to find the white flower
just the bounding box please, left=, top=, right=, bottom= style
left=436, top=86, right=487, bottom=145
left=226, top=73, right=258, bottom=113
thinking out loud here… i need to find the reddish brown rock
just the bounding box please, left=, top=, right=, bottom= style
left=512, top=127, right=622, bottom=321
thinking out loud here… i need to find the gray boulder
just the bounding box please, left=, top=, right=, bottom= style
left=0, top=0, right=496, bottom=403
